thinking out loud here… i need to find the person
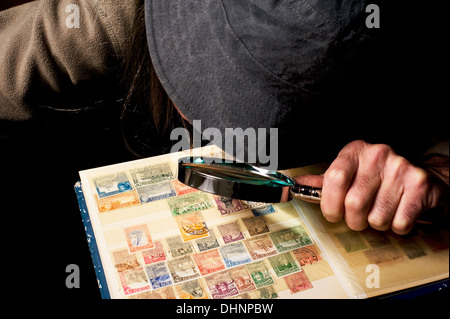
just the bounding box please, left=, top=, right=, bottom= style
left=1, top=0, right=448, bottom=235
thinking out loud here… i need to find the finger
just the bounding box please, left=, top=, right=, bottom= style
left=367, top=168, right=404, bottom=231
left=343, top=148, right=384, bottom=231
left=344, top=172, right=381, bottom=231
left=321, top=153, right=359, bottom=223
left=293, top=174, right=324, bottom=189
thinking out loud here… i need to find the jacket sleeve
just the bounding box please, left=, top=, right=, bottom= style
left=0, top=0, right=139, bottom=121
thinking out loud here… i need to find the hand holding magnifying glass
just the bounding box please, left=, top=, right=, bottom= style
left=177, top=157, right=321, bottom=204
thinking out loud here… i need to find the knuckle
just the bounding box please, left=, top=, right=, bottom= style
left=325, top=168, right=348, bottom=190
left=368, top=213, right=390, bottom=231
left=344, top=194, right=367, bottom=213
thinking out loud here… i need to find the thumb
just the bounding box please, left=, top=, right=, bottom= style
left=293, top=174, right=324, bottom=189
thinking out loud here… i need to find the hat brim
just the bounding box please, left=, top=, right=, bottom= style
left=145, top=0, right=295, bottom=133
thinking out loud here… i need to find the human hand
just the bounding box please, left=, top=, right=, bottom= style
left=294, top=140, right=448, bottom=235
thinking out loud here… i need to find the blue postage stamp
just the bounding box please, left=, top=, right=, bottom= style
left=136, top=181, right=176, bottom=203
left=94, top=172, right=133, bottom=198
left=144, top=262, right=173, bottom=289
left=219, top=242, right=252, bottom=268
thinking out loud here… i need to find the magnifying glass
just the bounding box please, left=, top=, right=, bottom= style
left=177, top=157, right=321, bottom=204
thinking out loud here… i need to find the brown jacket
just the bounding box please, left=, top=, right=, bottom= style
left=0, top=0, right=139, bottom=121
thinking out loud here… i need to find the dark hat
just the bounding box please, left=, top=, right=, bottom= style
left=145, top=0, right=378, bottom=139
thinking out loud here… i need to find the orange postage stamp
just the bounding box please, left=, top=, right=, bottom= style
left=124, top=224, right=154, bottom=253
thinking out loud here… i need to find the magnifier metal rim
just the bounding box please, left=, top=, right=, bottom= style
left=177, top=157, right=293, bottom=203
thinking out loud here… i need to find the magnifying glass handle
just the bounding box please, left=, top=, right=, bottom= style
left=290, top=184, right=322, bottom=204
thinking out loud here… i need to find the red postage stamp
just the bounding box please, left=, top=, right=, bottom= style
left=192, top=249, right=226, bottom=275
left=284, top=271, right=313, bottom=294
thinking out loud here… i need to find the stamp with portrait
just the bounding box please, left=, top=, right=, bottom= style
left=175, top=278, right=208, bottom=299
left=292, top=245, right=323, bottom=266
left=267, top=252, right=301, bottom=277
left=214, top=196, right=244, bottom=215
left=204, top=271, right=239, bottom=299
left=283, top=271, right=313, bottom=294
left=228, top=265, right=256, bottom=294
left=217, top=220, right=245, bottom=244
left=245, top=261, right=275, bottom=288
left=242, top=216, right=270, bottom=236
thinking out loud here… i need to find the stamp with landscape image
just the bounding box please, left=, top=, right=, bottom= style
left=175, top=210, right=210, bottom=241
left=196, top=230, right=220, bottom=252
left=119, top=268, right=151, bottom=296
left=130, top=163, right=174, bottom=187
left=96, top=190, right=140, bottom=213
left=219, top=241, right=252, bottom=267
left=135, top=181, right=176, bottom=203
left=93, top=172, right=133, bottom=198
left=192, top=249, right=226, bottom=275
left=124, top=224, right=154, bottom=253
left=167, top=255, right=201, bottom=283
left=167, top=192, right=213, bottom=216
left=144, top=262, right=173, bottom=289
left=141, top=241, right=166, bottom=264
left=166, top=235, right=194, bottom=258
left=244, top=234, right=278, bottom=260
left=269, top=225, right=313, bottom=252
left=112, top=249, right=141, bottom=272
left=247, top=285, right=278, bottom=299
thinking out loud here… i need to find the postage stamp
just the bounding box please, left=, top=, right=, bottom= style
left=144, top=262, right=173, bottom=290
left=214, top=196, right=244, bottom=215
left=136, top=181, right=176, bottom=203
left=127, top=286, right=177, bottom=299
left=242, top=216, right=270, bottom=236
left=96, top=191, right=140, bottom=213
left=228, top=265, right=257, bottom=293
left=124, top=224, right=154, bottom=253
left=167, top=255, right=201, bottom=283
left=251, top=205, right=277, bottom=216
left=244, top=234, right=278, bottom=260
left=196, top=230, right=220, bottom=252
left=204, top=270, right=239, bottom=299
left=94, top=172, right=133, bottom=198
left=269, top=225, right=313, bottom=252
left=142, top=241, right=166, bottom=265
left=217, top=220, right=245, bottom=244
left=167, top=192, right=213, bottom=216
left=284, top=271, right=313, bottom=294
left=219, top=242, right=252, bottom=268
left=112, top=249, right=141, bottom=272
left=267, top=252, right=301, bottom=277
left=361, top=228, right=392, bottom=249
left=175, top=278, right=208, bottom=299
left=175, top=211, right=210, bottom=241
left=119, top=268, right=151, bottom=296
left=245, top=261, right=275, bottom=288
left=292, top=245, right=323, bottom=266
left=334, top=230, right=368, bottom=253
left=172, top=179, right=198, bottom=196
left=130, top=164, right=174, bottom=187
left=396, top=237, right=426, bottom=260
left=192, top=249, right=226, bottom=275
left=247, top=285, right=278, bottom=299
left=166, top=235, right=194, bottom=258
